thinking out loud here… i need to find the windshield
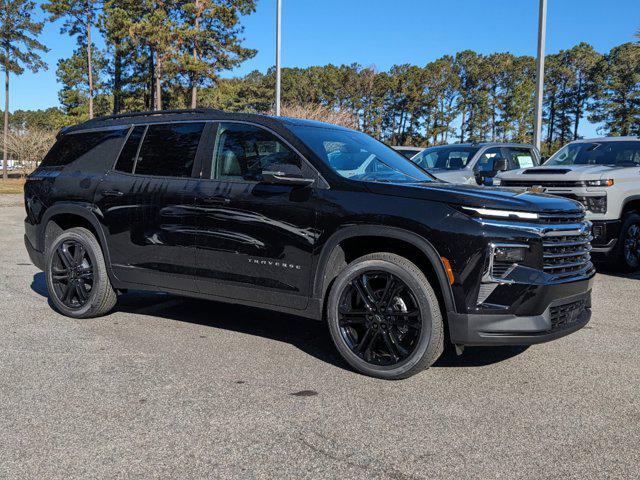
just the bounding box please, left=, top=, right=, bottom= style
left=411, top=146, right=480, bottom=170
left=289, top=125, right=433, bottom=183
left=546, top=141, right=640, bottom=167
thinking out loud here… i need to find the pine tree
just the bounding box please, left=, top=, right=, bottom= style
left=180, top=0, right=256, bottom=108
left=0, top=0, right=47, bottom=180
left=42, top=0, right=101, bottom=119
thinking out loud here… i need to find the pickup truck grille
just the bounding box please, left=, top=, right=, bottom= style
left=541, top=211, right=594, bottom=280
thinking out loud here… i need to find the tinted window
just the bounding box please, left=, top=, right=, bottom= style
left=41, top=129, right=127, bottom=168
left=114, top=126, right=145, bottom=173
left=475, top=147, right=503, bottom=172
left=505, top=147, right=537, bottom=169
left=412, top=146, right=479, bottom=170
left=290, top=125, right=431, bottom=183
left=546, top=141, right=640, bottom=166
left=214, top=122, right=301, bottom=181
left=135, top=122, right=205, bottom=177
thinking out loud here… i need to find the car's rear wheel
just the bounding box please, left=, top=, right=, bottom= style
left=326, top=252, right=444, bottom=379
left=45, top=227, right=117, bottom=318
left=613, top=213, right=640, bottom=272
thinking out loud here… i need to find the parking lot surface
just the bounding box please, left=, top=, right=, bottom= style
left=1, top=199, right=639, bottom=479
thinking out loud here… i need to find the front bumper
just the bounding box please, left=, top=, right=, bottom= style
left=590, top=219, right=621, bottom=254
left=449, top=279, right=593, bottom=346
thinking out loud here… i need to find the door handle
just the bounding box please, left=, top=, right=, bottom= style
left=201, top=196, right=230, bottom=205
left=103, top=189, right=124, bottom=197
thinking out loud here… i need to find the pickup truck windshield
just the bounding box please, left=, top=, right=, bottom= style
left=546, top=141, right=640, bottom=167
left=289, top=125, right=433, bottom=183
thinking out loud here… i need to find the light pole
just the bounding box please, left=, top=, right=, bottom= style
left=275, top=0, right=282, bottom=116
left=533, top=0, right=547, bottom=151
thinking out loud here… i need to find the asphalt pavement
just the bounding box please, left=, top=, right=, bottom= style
left=1, top=197, right=638, bottom=479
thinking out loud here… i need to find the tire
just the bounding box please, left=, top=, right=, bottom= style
left=612, top=213, right=640, bottom=272
left=45, top=227, right=117, bottom=318
left=326, top=252, right=444, bottom=380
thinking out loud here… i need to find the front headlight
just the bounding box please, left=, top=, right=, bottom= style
left=461, top=206, right=539, bottom=220
left=585, top=179, right=614, bottom=187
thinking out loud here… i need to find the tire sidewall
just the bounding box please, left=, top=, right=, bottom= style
left=327, top=257, right=438, bottom=379
left=45, top=229, right=101, bottom=318
left=618, top=213, right=640, bottom=271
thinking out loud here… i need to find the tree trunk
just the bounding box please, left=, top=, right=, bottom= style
left=3, top=60, right=8, bottom=181
left=459, top=108, right=466, bottom=143
left=154, top=53, right=162, bottom=111
left=190, top=1, right=201, bottom=109
left=113, top=39, right=122, bottom=114
left=87, top=22, right=94, bottom=119
left=547, top=96, right=556, bottom=152
left=148, top=48, right=155, bottom=110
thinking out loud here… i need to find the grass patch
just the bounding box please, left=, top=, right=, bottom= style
left=0, top=178, right=25, bottom=194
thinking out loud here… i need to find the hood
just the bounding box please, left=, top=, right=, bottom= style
left=365, top=181, right=583, bottom=214
left=498, top=164, right=636, bottom=181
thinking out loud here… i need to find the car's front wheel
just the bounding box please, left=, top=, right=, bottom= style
left=614, top=213, right=640, bottom=272
left=45, top=227, right=117, bottom=318
left=326, top=252, right=444, bottom=379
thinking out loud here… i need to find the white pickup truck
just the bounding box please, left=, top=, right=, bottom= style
left=498, top=137, right=640, bottom=271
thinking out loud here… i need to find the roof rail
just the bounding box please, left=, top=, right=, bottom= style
left=85, top=108, right=225, bottom=124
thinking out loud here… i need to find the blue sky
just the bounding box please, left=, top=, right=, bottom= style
left=13, top=0, right=640, bottom=136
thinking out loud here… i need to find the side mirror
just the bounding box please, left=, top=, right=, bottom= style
left=493, top=158, right=509, bottom=172
left=261, top=170, right=315, bottom=187
left=540, top=156, right=549, bottom=164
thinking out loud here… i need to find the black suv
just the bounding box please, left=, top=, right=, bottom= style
left=24, top=110, right=595, bottom=379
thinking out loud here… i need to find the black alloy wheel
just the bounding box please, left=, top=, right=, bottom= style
left=327, top=252, right=444, bottom=380
left=623, top=222, right=640, bottom=270
left=51, top=240, right=95, bottom=309
left=338, top=271, right=421, bottom=366
left=45, top=227, right=117, bottom=318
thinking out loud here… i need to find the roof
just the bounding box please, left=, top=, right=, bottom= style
left=426, top=142, right=535, bottom=148
left=61, top=108, right=351, bottom=135
left=570, top=136, right=640, bottom=143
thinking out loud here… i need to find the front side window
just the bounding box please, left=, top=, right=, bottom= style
left=412, top=146, right=479, bottom=171
left=41, top=128, right=128, bottom=168
left=134, top=122, right=205, bottom=177
left=546, top=141, right=640, bottom=167
left=289, top=125, right=432, bottom=183
left=213, top=122, right=301, bottom=181
left=475, top=147, right=503, bottom=172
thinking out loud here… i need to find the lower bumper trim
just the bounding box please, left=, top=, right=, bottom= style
left=449, top=290, right=592, bottom=346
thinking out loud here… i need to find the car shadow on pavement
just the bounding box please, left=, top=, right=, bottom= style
left=30, top=272, right=530, bottom=372
left=592, top=264, right=640, bottom=280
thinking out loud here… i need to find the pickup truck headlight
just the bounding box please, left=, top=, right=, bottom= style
left=585, top=179, right=614, bottom=187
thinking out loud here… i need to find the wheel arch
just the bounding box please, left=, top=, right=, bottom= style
left=621, top=196, right=640, bottom=217
left=39, top=203, right=114, bottom=276
left=313, top=226, right=457, bottom=316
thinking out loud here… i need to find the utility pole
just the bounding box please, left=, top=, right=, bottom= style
left=533, top=0, right=547, bottom=151
left=275, top=0, right=282, bottom=116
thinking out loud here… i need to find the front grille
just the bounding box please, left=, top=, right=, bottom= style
left=541, top=211, right=594, bottom=280
left=549, top=296, right=589, bottom=331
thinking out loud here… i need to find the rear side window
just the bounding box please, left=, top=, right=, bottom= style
left=41, top=129, right=127, bottom=168
left=114, top=126, right=146, bottom=173
left=134, top=122, right=205, bottom=177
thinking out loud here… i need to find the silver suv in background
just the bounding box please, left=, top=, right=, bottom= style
left=410, top=143, right=541, bottom=185
left=499, top=137, right=640, bottom=271
left=392, top=146, right=423, bottom=159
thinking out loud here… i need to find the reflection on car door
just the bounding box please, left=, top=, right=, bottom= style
left=192, top=122, right=319, bottom=310
left=95, top=122, right=206, bottom=292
